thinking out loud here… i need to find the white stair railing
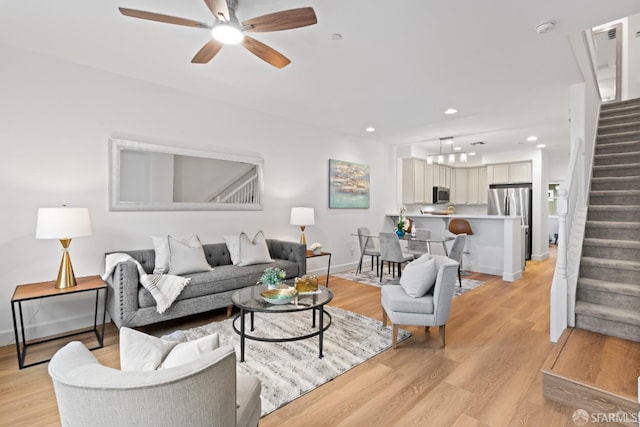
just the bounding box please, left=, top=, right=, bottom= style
left=219, top=174, right=260, bottom=204
left=550, top=137, right=588, bottom=342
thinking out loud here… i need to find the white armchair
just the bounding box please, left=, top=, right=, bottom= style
left=48, top=341, right=261, bottom=427
left=381, top=255, right=459, bottom=348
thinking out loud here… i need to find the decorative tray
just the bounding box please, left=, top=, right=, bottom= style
left=261, top=287, right=298, bottom=305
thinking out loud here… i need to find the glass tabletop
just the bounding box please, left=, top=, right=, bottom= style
left=232, top=284, right=333, bottom=313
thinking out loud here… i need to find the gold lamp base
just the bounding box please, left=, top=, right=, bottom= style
left=55, top=239, right=77, bottom=289
left=299, top=226, right=307, bottom=245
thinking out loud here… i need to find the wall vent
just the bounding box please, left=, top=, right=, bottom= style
left=607, top=28, right=617, bottom=40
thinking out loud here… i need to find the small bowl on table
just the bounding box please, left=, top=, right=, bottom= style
left=261, top=287, right=298, bottom=305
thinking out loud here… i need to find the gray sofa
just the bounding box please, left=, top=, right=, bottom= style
left=105, top=239, right=306, bottom=328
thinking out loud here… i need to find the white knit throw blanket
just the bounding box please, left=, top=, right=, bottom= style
left=102, top=253, right=190, bottom=314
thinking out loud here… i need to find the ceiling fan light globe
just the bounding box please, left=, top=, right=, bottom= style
left=212, top=24, right=244, bottom=44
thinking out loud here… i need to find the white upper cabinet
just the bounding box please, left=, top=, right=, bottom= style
left=509, top=162, right=533, bottom=183
left=453, top=168, right=468, bottom=204
left=487, top=162, right=532, bottom=184
left=478, top=167, right=488, bottom=204
left=402, top=158, right=426, bottom=204
left=424, top=164, right=434, bottom=204
left=466, top=168, right=479, bottom=204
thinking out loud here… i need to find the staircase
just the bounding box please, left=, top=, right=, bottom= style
left=575, top=98, right=640, bottom=343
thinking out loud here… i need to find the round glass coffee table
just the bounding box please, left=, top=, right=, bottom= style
left=231, top=284, right=333, bottom=362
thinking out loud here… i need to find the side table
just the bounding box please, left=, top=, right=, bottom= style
left=11, top=275, right=108, bottom=369
left=306, top=250, right=332, bottom=287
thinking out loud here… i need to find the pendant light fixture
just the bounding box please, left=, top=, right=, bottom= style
left=426, top=137, right=469, bottom=165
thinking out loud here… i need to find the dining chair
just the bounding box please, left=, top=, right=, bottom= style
left=356, top=227, right=380, bottom=275
left=405, top=228, right=431, bottom=259
left=447, top=233, right=467, bottom=287
left=378, top=232, right=414, bottom=283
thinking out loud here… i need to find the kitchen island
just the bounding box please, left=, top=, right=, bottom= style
left=386, top=214, right=524, bottom=282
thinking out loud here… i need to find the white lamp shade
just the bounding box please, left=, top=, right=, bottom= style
left=36, top=207, right=92, bottom=239
left=290, top=207, right=315, bottom=226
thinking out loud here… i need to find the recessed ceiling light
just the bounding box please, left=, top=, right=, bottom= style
left=468, top=152, right=476, bottom=156
left=535, top=20, right=556, bottom=35
left=453, top=147, right=462, bottom=151
left=365, top=126, right=375, bottom=132
left=537, top=144, right=546, bottom=148
left=527, top=136, right=538, bottom=142
left=444, top=108, right=458, bottom=115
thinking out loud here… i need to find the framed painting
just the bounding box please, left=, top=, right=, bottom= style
left=329, top=159, right=370, bottom=209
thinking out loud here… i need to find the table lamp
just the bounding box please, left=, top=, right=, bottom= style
left=36, top=206, right=92, bottom=289
left=290, top=207, right=314, bottom=244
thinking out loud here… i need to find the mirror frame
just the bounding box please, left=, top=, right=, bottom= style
left=109, top=138, right=264, bottom=211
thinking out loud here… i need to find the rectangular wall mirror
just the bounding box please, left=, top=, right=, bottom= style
left=109, top=138, right=264, bottom=211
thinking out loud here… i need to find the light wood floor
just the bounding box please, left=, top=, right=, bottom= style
left=0, top=247, right=627, bottom=426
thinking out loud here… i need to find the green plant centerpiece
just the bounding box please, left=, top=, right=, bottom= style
left=258, top=267, right=286, bottom=290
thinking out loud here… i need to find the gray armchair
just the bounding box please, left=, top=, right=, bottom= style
left=48, top=342, right=261, bottom=427
left=382, top=255, right=459, bottom=348
left=379, top=232, right=414, bottom=283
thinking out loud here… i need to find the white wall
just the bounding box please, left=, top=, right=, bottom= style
left=0, top=45, right=395, bottom=345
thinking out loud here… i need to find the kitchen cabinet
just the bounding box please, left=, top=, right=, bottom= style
left=453, top=168, right=468, bottom=204
left=466, top=168, right=479, bottom=204
left=487, top=162, right=531, bottom=184
left=509, top=162, right=532, bottom=183
left=424, top=163, right=434, bottom=203
left=478, top=167, right=488, bottom=204
left=432, top=164, right=452, bottom=188
left=402, top=158, right=426, bottom=204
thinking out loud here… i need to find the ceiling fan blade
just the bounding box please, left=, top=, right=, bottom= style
left=243, top=7, right=317, bottom=32
left=203, top=0, right=230, bottom=22
left=119, top=7, right=210, bottom=29
left=242, top=36, right=291, bottom=69
left=191, top=39, right=224, bottom=63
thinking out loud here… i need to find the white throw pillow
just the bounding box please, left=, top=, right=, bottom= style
left=120, top=327, right=220, bottom=371
left=150, top=234, right=199, bottom=274
left=399, top=256, right=438, bottom=298
left=119, top=327, right=178, bottom=371
left=159, top=333, right=220, bottom=369
left=238, top=230, right=273, bottom=266
left=168, top=235, right=213, bottom=275
left=224, top=235, right=241, bottom=265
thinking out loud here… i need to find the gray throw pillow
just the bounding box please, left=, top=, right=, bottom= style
left=399, top=255, right=437, bottom=298
left=150, top=234, right=199, bottom=274
left=238, top=230, right=274, bottom=266
left=168, top=235, right=213, bottom=275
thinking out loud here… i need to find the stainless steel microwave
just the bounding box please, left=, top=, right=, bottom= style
left=433, top=186, right=450, bottom=203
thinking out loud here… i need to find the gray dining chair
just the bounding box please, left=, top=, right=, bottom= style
left=447, top=234, right=467, bottom=287
left=357, top=227, right=380, bottom=275
left=405, top=228, right=431, bottom=259
left=378, top=232, right=414, bottom=283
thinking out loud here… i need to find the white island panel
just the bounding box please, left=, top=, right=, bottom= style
left=386, top=214, right=523, bottom=281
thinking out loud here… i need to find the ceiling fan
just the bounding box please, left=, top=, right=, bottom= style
left=119, top=0, right=317, bottom=69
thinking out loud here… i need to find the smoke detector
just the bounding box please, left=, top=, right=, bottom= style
left=535, top=20, right=556, bottom=34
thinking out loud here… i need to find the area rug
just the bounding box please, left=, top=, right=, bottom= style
left=161, top=306, right=410, bottom=417
left=333, top=268, right=485, bottom=297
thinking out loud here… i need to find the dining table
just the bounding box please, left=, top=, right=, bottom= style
left=353, top=232, right=454, bottom=276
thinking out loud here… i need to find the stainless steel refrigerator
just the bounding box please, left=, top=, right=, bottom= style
left=487, top=183, right=532, bottom=260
